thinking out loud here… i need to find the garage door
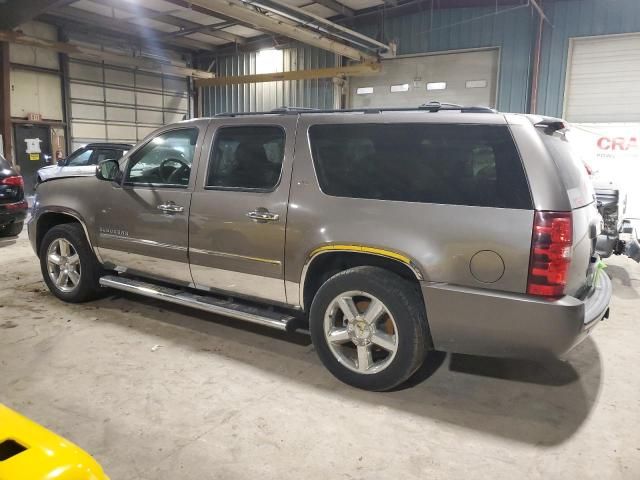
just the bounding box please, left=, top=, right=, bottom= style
left=349, top=49, right=498, bottom=109
left=68, top=59, right=189, bottom=150
left=565, top=33, right=640, bottom=122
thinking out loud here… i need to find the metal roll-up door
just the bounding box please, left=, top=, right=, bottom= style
left=349, top=49, right=499, bottom=109
left=565, top=34, right=640, bottom=123
left=69, top=59, right=189, bottom=150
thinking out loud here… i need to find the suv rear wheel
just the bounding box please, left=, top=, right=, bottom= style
left=39, top=224, right=104, bottom=303
left=309, top=266, right=429, bottom=391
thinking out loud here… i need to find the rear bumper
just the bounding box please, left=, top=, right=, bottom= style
left=0, top=200, right=28, bottom=226
left=421, top=272, right=612, bottom=358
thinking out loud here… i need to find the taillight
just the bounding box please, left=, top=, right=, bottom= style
left=527, top=211, right=573, bottom=297
left=1, top=176, right=24, bottom=187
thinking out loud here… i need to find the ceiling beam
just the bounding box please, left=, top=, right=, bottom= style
left=313, top=0, right=354, bottom=17
left=266, top=0, right=387, bottom=51
left=163, top=0, right=268, bottom=35
left=40, top=14, right=194, bottom=56
left=0, top=0, right=75, bottom=29
left=186, top=0, right=376, bottom=61
left=195, top=62, right=380, bottom=87
left=93, top=0, right=246, bottom=45
left=0, top=29, right=215, bottom=78
left=44, top=6, right=217, bottom=51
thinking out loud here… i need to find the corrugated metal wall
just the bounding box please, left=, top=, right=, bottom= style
left=354, top=4, right=535, bottom=113
left=200, top=0, right=640, bottom=117
left=201, top=45, right=336, bottom=115
left=536, top=0, right=640, bottom=118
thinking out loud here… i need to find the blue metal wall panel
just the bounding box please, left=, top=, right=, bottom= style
left=201, top=1, right=640, bottom=118
left=537, top=0, right=640, bottom=117
left=355, top=5, right=536, bottom=113
left=201, top=44, right=336, bottom=116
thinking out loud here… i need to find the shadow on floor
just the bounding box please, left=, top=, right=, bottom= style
left=0, top=238, right=17, bottom=249
left=605, top=264, right=639, bottom=299
left=88, top=290, right=602, bottom=447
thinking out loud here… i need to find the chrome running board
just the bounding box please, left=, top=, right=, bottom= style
left=99, top=275, right=302, bottom=332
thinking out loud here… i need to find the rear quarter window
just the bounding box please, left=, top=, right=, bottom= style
left=537, top=128, right=595, bottom=209
left=308, top=123, right=533, bottom=209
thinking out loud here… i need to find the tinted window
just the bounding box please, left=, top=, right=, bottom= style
left=309, top=123, right=532, bottom=209
left=125, top=129, right=198, bottom=186
left=538, top=128, right=594, bottom=208
left=207, top=126, right=285, bottom=190
left=65, top=148, right=93, bottom=166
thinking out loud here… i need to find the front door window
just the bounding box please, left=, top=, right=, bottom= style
left=125, top=129, right=198, bottom=187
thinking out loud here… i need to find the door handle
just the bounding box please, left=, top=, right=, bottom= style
left=157, top=202, right=184, bottom=213
left=246, top=209, right=280, bottom=223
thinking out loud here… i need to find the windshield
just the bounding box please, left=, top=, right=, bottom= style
left=65, top=148, right=93, bottom=167
left=538, top=127, right=595, bottom=209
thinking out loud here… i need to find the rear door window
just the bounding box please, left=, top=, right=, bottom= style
left=207, top=126, right=285, bottom=191
left=537, top=128, right=594, bottom=208
left=309, top=123, right=532, bottom=209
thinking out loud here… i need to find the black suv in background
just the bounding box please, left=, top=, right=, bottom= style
left=0, top=155, right=27, bottom=237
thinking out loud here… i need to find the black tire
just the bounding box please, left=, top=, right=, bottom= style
left=39, top=223, right=104, bottom=303
left=0, top=221, right=23, bottom=237
left=309, top=266, right=429, bottom=391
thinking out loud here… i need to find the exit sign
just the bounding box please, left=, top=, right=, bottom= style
left=27, top=113, right=42, bottom=122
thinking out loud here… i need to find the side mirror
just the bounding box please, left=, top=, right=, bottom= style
left=57, top=159, right=65, bottom=167
left=96, top=159, right=120, bottom=182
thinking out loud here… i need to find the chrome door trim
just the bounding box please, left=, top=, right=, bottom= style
left=189, top=248, right=282, bottom=265
left=98, top=233, right=188, bottom=251
left=189, top=265, right=287, bottom=303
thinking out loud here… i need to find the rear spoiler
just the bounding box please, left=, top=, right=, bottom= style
left=534, top=118, right=567, bottom=133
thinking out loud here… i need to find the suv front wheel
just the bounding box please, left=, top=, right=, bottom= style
left=39, top=223, right=104, bottom=303
left=309, top=266, right=429, bottom=391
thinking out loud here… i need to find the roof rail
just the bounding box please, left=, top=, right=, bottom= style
left=418, top=101, right=496, bottom=113
left=214, top=102, right=497, bottom=117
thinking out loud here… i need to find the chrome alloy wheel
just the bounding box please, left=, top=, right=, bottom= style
left=46, top=238, right=81, bottom=293
left=323, top=291, right=399, bottom=374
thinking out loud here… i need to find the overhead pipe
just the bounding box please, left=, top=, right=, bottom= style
left=187, top=0, right=378, bottom=61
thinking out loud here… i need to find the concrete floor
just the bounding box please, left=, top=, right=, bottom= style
left=1, top=230, right=639, bottom=480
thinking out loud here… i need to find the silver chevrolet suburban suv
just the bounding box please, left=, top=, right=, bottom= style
left=28, top=104, right=612, bottom=391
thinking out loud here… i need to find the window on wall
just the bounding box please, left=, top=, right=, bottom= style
left=390, top=84, right=410, bottom=93
left=207, top=126, right=285, bottom=190
left=309, top=123, right=532, bottom=209
left=466, top=80, right=488, bottom=89
left=256, top=49, right=284, bottom=74
left=427, top=82, right=447, bottom=91
left=356, top=87, right=374, bottom=95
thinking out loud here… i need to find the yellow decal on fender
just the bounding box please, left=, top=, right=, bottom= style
left=310, top=244, right=413, bottom=265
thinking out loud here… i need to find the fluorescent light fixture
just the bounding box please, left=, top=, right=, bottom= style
left=256, top=49, right=283, bottom=74
left=466, top=79, right=488, bottom=89
left=390, top=83, right=409, bottom=93
left=356, top=87, right=374, bottom=95
left=427, top=82, right=447, bottom=91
